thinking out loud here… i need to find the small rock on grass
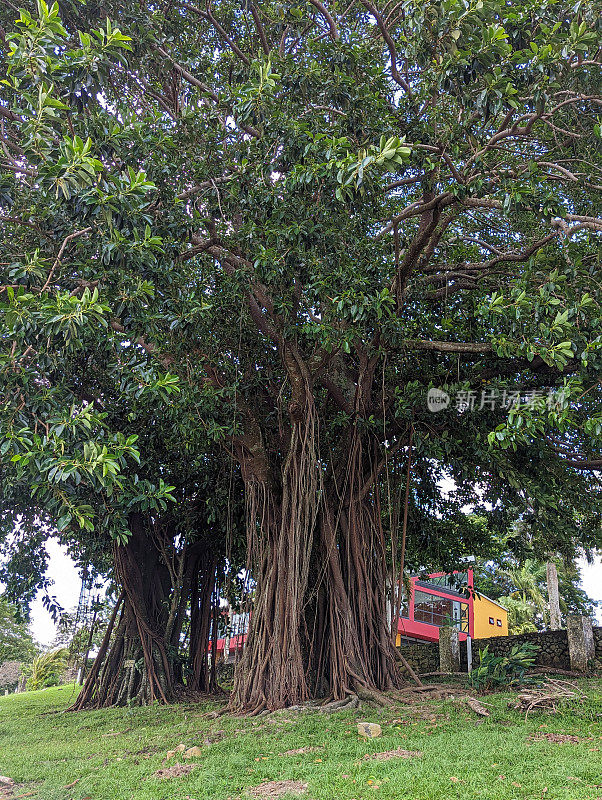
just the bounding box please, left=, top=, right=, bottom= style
left=183, top=746, right=203, bottom=759
left=166, top=743, right=187, bottom=758
left=357, top=722, right=381, bottom=738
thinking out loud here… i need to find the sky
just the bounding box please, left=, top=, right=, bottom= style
left=28, top=540, right=602, bottom=646
left=30, top=539, right=81, bottom=645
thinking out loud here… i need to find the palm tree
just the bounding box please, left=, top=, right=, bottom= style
left=497, top=594, right=538, bottom=635
left=502, top=559, right=548, bottom=623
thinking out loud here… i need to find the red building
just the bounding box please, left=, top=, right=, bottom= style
left=397, top=569, right=508, bottom=644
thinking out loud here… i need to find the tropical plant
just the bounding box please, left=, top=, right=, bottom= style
left=497, top=595, right=538, bottom=635
left=0, top=596, right=37, bottom=664
left=25, top=648, right=68, bottom=690
left=468, top=642, right=539, bottom=690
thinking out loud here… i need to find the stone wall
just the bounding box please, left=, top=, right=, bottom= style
left=474, top=629, right=570, bottom=670
left=398, top=626, right=602, bottom=675
left=397, top=641, right=439, bottom=677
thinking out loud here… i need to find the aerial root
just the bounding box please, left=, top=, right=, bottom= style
left=319, top=694, right=360, bottom=712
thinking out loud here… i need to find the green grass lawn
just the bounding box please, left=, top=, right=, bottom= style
left=0, top=679, right=601, bottom=800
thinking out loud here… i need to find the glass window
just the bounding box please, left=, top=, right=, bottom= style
left=496, top=619, right=502, bottom=627
left=421, top=572, right=468, bottom=592
left=489, top=617, right=494, bottom=625
left=413, top=591, right=468, bottom=630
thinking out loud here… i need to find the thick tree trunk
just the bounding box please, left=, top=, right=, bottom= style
left=230, top=399, right=320, bottom=713
left=547, top=560, right=562, bottom=630
left=70, top=516, right=176, bottom=709
left=188, top=549, right=218, bottom=693
left=230, top=352, right=401, bottom=711
left=312, top=429, right=401, bottom=701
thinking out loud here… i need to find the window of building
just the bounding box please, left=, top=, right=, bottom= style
left=489, top=617, right=494, bottom=625
left=413, top=591, right=468, bottom=631
left=420, top=572, right=468, bottom=592
left=497, top=619, right=502, bottom=627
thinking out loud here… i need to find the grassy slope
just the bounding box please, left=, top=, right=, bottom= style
left=0, top=680, right=601, bottom=800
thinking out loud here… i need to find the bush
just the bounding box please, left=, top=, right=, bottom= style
left=468, top=642, right=539, bottom=690
left=25, top=649, right=69, bottom=691
left=0, top=660, right=23, bottom=692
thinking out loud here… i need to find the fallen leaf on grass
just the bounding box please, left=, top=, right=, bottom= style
left=63, top=780, right=80, bottom=789
left=279, top=747, right=321, bottom=756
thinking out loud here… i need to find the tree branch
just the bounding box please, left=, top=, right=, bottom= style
left=41, top=228, right=93, bottom=293
left=308, top=0, right=340, bottom=41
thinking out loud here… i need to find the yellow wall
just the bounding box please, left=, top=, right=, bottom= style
left=473, top=595, right=508, bottom=638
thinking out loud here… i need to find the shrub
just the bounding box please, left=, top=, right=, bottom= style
left=468, top=642, right=539, bottom=690
left=26, top=649, right=69, bottom=691
left=0, top=660, right=23, bottom=692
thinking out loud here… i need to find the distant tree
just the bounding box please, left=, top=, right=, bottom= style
left=25, top=648, right=68, bottom=690
left=52, top=598, right=114, bottom=658
left=477, top=552, right=598, bottom=631
left=497, top=595, right=539, bottom=634
left=0, top=596, right=37, bottom=664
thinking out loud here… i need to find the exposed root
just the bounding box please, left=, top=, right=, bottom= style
left=354, top=685, right=396, bottom=707
left=319, top=694, right=360, bottom=712
left=465, top=697, right=491, bottom=717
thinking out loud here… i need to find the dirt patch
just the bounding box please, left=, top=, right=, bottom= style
left=530, top=733, right=590, bottom=744
left=361, top=748, right=422, bottom=761
left=279, top=747, right=321, bottom=756
left=247, top=780, right=308, bottom=798
left=153, top=764, right=196, bottom=779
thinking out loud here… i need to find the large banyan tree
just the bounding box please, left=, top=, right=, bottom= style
left=1, top=0, right=602, bottom=712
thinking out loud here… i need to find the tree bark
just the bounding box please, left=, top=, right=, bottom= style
left=547, top=560, right=562, bottom=630
left=312, top=427, right=402, bottom=700
left=230, top=402, right=320, bottom=712
left=229, top=342, right=323, bottom=713
left=188, top=549, right=219, bottom=693
left=70, top=516, right=176, bottom=709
